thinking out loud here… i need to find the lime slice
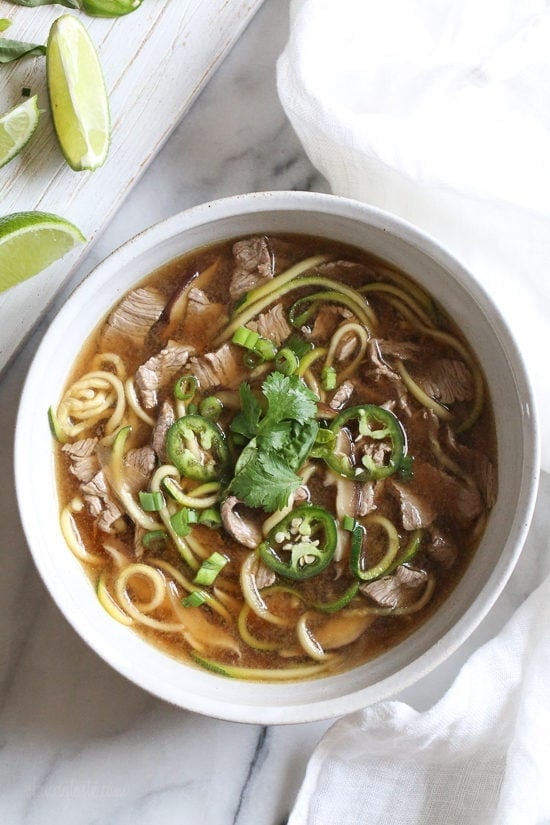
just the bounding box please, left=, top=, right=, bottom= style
left=0, top=211, right=85, bottom=293
left=46, top=14, right=110, bottom=172
left=0, top=96, right=40, bottom=169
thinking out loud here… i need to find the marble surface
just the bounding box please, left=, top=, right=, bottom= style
left=0, top=1, right=545, bottom=822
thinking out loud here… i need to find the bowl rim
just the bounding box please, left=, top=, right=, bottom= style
left=14, top=190, right=541, bottom=723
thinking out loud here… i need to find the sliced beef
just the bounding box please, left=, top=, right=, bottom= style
left=80, top=470, right=123, bottom=533
left=425, top=526, right=458, bottom=568
left=360, top=564, right=428, bottom=609
left=390, top=459, right=483, bottom=529
left=247, top=303, right=291, bottom=347
left=221, top=496, right=263, bottom=549
left=62, top=438, right=99, bottom=483
left=102, top=287, right=165, bottom=350
left=135, top=342, right=192, bottom=409
left=377, top=339, right=423, bottom=361
left=187, top=343, right=244, bottom=390
left=124, top=446, right=156, bottom=496
left=229, top=236, right=274, bottom=300
left=179, top=288, right=227, bottom=344
left=356, top=480, right=377, bottom=517
left=329, top=380, right=354, bottom=411
left=443, top=427, right=497, bottom=508
left=307, top=305, right=352, bottom=341
left=412, top=358, right=474, bottom=405
left=317, top=260, right=375, bottom=283
left=248, top=551, right=277, bottom=589
left=389, top=479, right=437, bottom=530
left=151, top=399, right=175, bottom=462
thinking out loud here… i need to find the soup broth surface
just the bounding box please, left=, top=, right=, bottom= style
left=53, top=233, right=497, bottom=681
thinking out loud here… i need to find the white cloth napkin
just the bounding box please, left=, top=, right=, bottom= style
left=277, top=2, right=550, bottom=822
left=277, top=0, right=550, bottom=473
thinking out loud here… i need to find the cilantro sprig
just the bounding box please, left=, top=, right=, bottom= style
left=229, top=372, right=319, bottom=512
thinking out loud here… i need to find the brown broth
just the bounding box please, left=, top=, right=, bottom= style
left=54, top=234, right=497, bottom=681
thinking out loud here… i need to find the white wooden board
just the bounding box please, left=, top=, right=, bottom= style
left=0, top=0, right=265, bottom=371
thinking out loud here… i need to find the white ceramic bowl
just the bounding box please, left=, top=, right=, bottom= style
left=15, top=191, right=539, bottom=724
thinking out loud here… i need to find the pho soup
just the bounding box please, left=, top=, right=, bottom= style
left=50, top=233, right=497, bottom=682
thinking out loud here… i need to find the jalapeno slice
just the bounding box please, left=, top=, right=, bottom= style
left=259, top=505, right=337, bottom=581
left=166, top=414, right=230, bottom=482
left=325, top=404, right=411, bottom=482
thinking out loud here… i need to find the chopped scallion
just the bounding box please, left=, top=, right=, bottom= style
left=138, top=490, right=165, bottom=512
left=322, top=366, right=337, bottom=391
left=232, top=325, right=260, bottom=350
left=142, top=529, right=168, bottom=549
left=198, top=507, right=222, bottom=528
left=170, top=507, right=198, bottom=536
left=182, top=590, right=207, bottom=607
left=275, top=347, right=299, bottom=376
left=254, top=336, right=277, bottom=361
left=193, top=551, right=228, bottom=586
left=341, top=514, right=357, bottom=532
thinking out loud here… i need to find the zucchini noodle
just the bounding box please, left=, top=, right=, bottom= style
left=297, top=612, right=330, bottom=661
left=152, top=558, right=232, bottom=622
left=389, top=297, right=484, bottom=431
left=191, top=652, right=337, bottom=681
left=376, top=264, right=435, bottom=314
left=217, top=274, right=375, bottom=344
left=114, top=564, right=185, bottom=632
left=359, top=282, right=436, bottom=328
left=167, top=584, right=239, bottom=655
left=232, top=254, right=331, bottom=314
left=359, top=514, right=401, bottom=580
left=91, top=352, right=127, bottom=379
left=57, top=370, right=126, bottom=438
left=125, top=377, right=155, bottom=426
left=240, top=552, right=295, bottom=627
left=60, top=501, right=104, bottom=565
left=325, top=321, right=369, bottom=382
left=238, top=604, right=285, bottom=652
left=107, top=426, right=163, bottom=532
left=297, top=346, right=327, bottom=377
left=97, top=572, right=133, bottom=626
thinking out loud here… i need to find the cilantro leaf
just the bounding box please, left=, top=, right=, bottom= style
left=258, top=419, right=319, bottom=470
left=230, top=383, right=262, bottom=439
left=228, top=372, right=320, bottom=512
left=260, top=372, right=318, bottom=429
left=229, top=449, right=303, bottom=511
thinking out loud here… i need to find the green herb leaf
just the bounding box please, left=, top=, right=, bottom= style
left=230, top=382, right=263, bottom=440
left=0, top=20, right=12, bottom=33
left=228, top=372, right=320, bottom=513
left=0, top=36, right=46, bottom=63
left=260, top=372, right=318, bottom=429
left=259, top=418, right=319, bottom=471
left=230, top=449, right=303, bottom=512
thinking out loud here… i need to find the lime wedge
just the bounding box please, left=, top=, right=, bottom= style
left=0, top=96, right=40, bottom=169
left=46, top=15, right=110, bottom=172
left=0, top=211, right=85, bottom=293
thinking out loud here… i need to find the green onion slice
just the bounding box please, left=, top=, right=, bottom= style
left=193, top=551, right=228, bottom=586
left=138, top=490, right=165, bottom=512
